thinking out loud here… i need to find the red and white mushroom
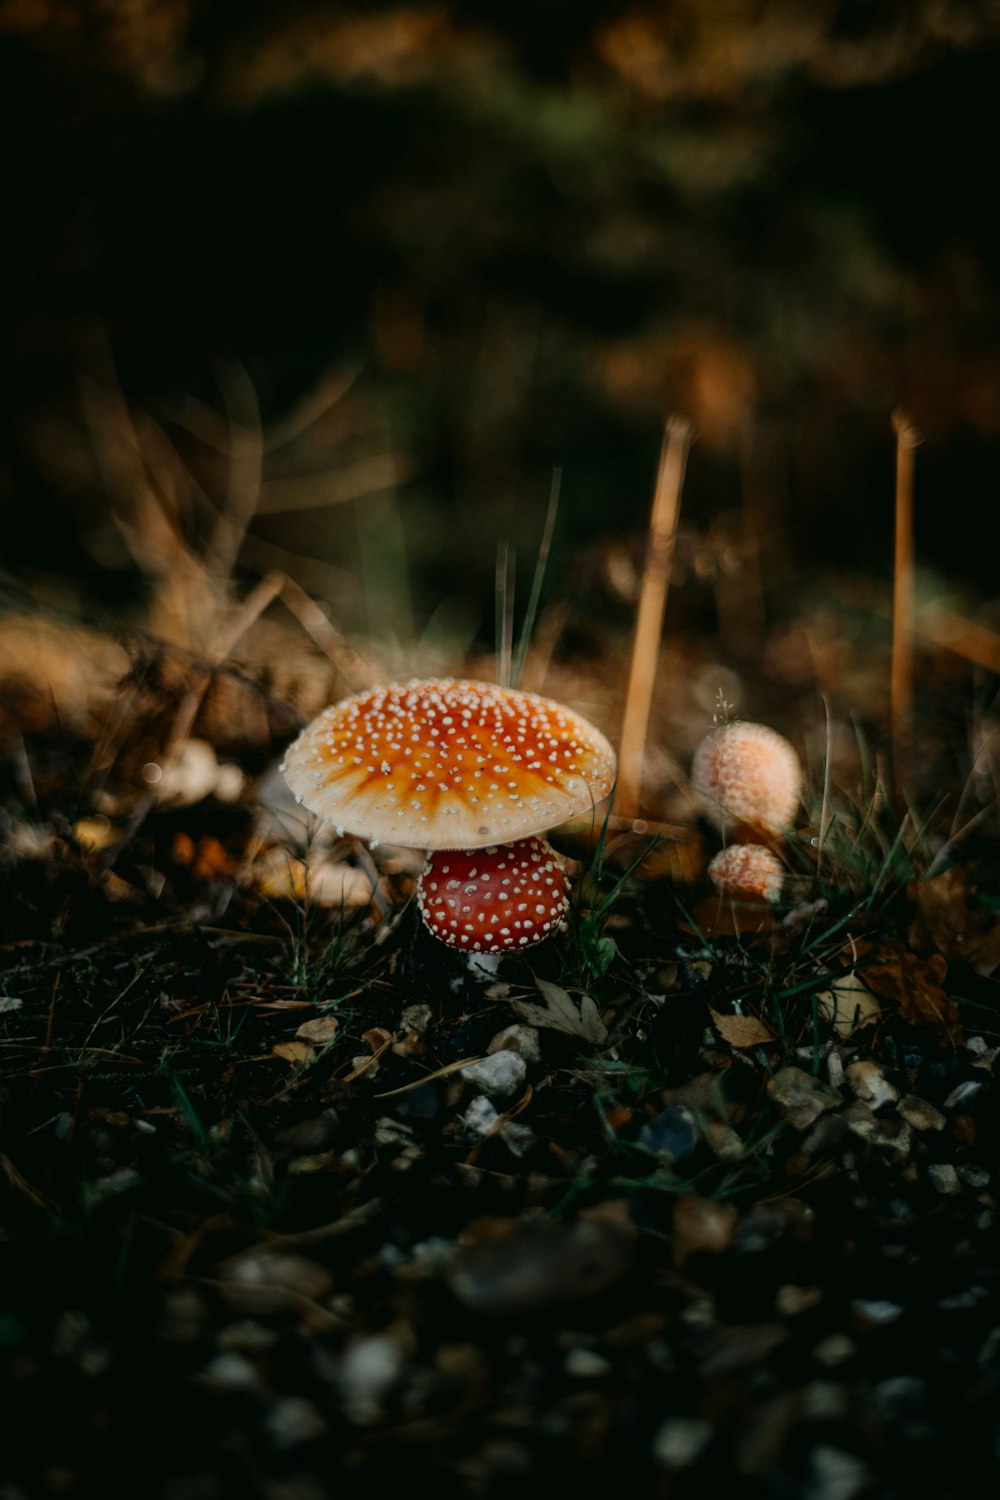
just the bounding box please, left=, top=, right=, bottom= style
left=417, top=836, right=569, bottom=954
left=281, top=678, right=616, bottom=954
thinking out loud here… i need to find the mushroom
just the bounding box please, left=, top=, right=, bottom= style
left=691, top=721, right=801, bottom=840
left=281, top=678, right=616, bottom=954
left=707, top=844, right=785, bottom=904
left=417, top=835, right=569, bottom=954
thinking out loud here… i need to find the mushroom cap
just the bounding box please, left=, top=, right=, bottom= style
left=691, top=721, right=801, bottom=838
left=417, top=836, right=569, bottom=952
left=708, top=844, right=785, bottom=904
left=281, top=678, right=616, bottom=850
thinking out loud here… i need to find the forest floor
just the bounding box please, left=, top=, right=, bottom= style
left=2, top=574, right=1000, bottom=1500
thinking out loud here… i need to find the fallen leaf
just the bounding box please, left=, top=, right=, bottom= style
left=909, top=866, right=1000, bottom=976
left=512, top=978, right=608, bottom=1043
left=272, top=1041, right=317, bottom=1065
left=815, top=972, right=882, bottom=1037
left=295, top=1016, right=340, bottom=1044
left=855, top=938, right=962, bottom=1044
left=709, top=1008, right=775, bottom=1048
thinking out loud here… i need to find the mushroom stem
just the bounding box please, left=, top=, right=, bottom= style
left=891, top=410, right=919, bottom=807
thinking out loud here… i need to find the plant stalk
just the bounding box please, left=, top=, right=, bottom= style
left=616, top=414, right=693, bottom=821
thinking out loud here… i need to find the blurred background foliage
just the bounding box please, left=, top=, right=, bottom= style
left=3, top=0, right=1000, bottom=655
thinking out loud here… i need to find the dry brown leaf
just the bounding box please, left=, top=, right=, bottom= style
left=709, top=1007, right=775, bottom=1048
left=909, top=867, right=1000, bottom=976
left=512, top=978, right=608, bottom=1043
left=856, top=938, right=962, bottom=1043
left=294, top=1015, right=340, bottom=1044
left=815, top=972, right=882, bottom=1037
left=272, top=1041, right=317, bottom=1065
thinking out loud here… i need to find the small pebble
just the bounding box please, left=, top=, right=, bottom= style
left=487, top=1024, right=541, bottom=1063
left=639, top=1106, right=697, bottom=1162
left=896, top=1094, right=946, bottom=1131
left=840, top=1102, right=911, bottom=1153
left=845, top=1060, right=898, bottom=1110
left=400, top=1003, right=433, bottom=1032
left=805, top=1444, right=870, bottom=1500
left=265, top=1396, right=327, bottom=1447
left=198, top=1353, right=259, bottom=1391
left=460, top=1050, right=527, bottom=1097
left=775, top=1284, right=823, bottom=1317
left=957, top=1163, right=990, bottom=1188
left=702, top=1120, right=744, bottom=1160
left=943, top=1080, right=984, bottom=1109
left=338, top=1335, right=404, bottom=1424
left=767, top=1067, right=842, bottom=1130
left=448, top=1218, right=633, bottom=1314
left=652, top=1416, right=712, bottom=1468
left=851, top=1298, right=903, bottom=1326
left=938, top=1286, right=987, bottom=1311
left=801, top=1381, right=849, bottom=1420
left=813, top=1332, right=855, bottom=1367
left=564, top=1347, right=612, bottom=1378
left=927, top=1163, right=961, bottom=1195
left=462, top=1096, right=500, bottom=1138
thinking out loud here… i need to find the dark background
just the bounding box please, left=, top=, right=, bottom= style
left=3, top=0, right=1000, bottom=645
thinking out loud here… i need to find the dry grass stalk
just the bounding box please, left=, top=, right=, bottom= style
left=615, top=413, right=693, bottom=821
left=891, top=410, right=919, bottom=800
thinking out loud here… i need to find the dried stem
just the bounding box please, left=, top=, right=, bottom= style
left=891, top=410, right=919, bottom=802
left=616, top=414, right=694, bottom=821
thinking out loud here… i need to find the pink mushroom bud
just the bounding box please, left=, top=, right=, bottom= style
left=417, top=836, right=569, bottom=953
left=691, top=721, right=801, bottom=839
left=707, top=844, right=785, bottom=904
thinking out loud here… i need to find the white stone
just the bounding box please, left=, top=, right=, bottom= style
left=652, top=1416, right=712, bottom=1468
left=460, top=1049, right=527, bottom=1097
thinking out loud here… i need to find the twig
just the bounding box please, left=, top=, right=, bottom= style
left=891, top=410, right=919, bottom=803
left=616, top=414, right=694, bottom=820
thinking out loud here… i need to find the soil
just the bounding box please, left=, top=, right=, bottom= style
left=2, top=606, right=1000, bottom=1500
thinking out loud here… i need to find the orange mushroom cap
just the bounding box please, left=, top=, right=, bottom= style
left=417, top=836, right=569, bottom=953
left=281, top=678, right=616, bottom=850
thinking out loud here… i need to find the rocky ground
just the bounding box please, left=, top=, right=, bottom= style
left=2, top=597, right=1000, bottom=1500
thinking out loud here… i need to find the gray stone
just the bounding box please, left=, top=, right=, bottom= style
left=652, top=1416, right=712, bottom=1468
left=638, top=1105, right=697, bottom=1162
left=460, top=1050, right=527, bottom=1097
left=767, top=1067, right=842, bottom=1129
left=487, top=1024, right=542, bottom=1063
left=927, top=1163, right=961, bottom=1195
left=845, top=1060, right=898, bottom=1110
left=897, top=1094, right=946, bottom=1131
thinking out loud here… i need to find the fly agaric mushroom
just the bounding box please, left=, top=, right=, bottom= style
left=417, top=835, right=569, bottom=953
left=281, top=678, right=616, bottom=954
left=691, top=721, right=801, bottom=840
left=707, top=844, right=785, bottom=904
